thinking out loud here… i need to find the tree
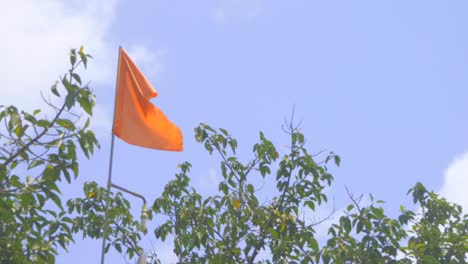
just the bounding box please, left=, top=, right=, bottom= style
left=1, top=48, right=466, bottom=264
left=152, top=122, right=468, bottom=263
left=0, top=48, right=144, bottom=263
left=321, top=182, right=467, bottom=263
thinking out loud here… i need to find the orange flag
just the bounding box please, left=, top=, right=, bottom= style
left=113, top=47, right=183, bottom=151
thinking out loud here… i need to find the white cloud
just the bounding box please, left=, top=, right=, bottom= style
left=393, top=155, right=468, bottom=260
left=1, top=0, right=167, bottom=140
left=1, top=0, right=117, bottom=111
left=211, top=0, right=262, bottom=24
left=126, top=45, right=167, bottom=83
left=439, top=152, right=468, bottom=212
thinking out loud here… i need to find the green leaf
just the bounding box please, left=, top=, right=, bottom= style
left=309, top=237, right=319, bottom=251
left=341, top=217, right=351, bottom=233
left=115, top=243, right=122, bottom=253
left=23, top=112, right=37, bottom=123
left=49, top=192, right=64, bottom=210
left=78, top=97, right=93, bottom=115
left=70, top=49, right=77, bottom=66
left=80, top=51, right=88, bottom=69
left=357, top=220, right=363, bottom=233
left=29, top=160, right=44, bottom=169
left=246, top=184, right=254, bottom=194
left=421, top=255, right=440, bottom=264
left=20, top=193, right=34, bottom=208
left=229, top=139, right=237, bottom=154
left=84, top=118, right=90, bottom=129
left=204, top=141, right=213, bottom=154
left=56, top=119, right=75, bottom=130
left=78, top=135, right=90, bottom=158
left=65, top=93, right=76, bottom=110
left=269, top=228, right=279, bottom=239
left=51, top=82, right=60, bottom=97
left=372, top=207, right=384, bottom=219
left=10, top=161, right=18, bottom=170
left=37, top=119, right=50, bottom=128
left=334, top=155, right=341, bottom=166
left=219, top=128, right=228, bottom=135
left=10, top=175, right=23, bottom=188
left=72, top=73, right=82, bottom=84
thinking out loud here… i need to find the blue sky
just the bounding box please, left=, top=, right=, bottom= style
left=2, top=1, right=468, bottom=263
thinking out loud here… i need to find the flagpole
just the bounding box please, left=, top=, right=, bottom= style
left=100, top=46, right=122, bottom=264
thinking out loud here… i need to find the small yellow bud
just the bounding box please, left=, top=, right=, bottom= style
left=233, top=199, right=241, bottom=210
left=87, top=191, right=96, bottom=198
left=79, top=46, right=84, bottom=55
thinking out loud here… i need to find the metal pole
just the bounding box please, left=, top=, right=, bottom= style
left=100, top=134, right=115, bottom=264
left=111, top=183, right=147, bottom=206
left=100, top=46, right=122, bottom=264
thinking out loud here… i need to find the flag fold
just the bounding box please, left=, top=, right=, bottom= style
left=113, top=48, right=183, bottom=151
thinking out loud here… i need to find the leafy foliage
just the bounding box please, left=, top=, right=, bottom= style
left=0, top=48, right=143, bottom=263
left=152, top=123, right=467, bottom=263
left=405, top=183, right=467, bottom=263
left=154, top=122, right=339, bottom=263
left=1, top=47, right=466, bottom=264
left=321, top=183, right=467, bottom=264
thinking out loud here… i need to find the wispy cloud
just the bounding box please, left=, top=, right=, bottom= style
left=1, top=0, right=117, bottom=110
left=126, top=45, right=168, bottom=83
left=1, top=0, right=166, bottom=139
left=439, top=152, right=468, bottom=212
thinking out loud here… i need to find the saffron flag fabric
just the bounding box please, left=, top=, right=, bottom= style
left=113, top=47, right=183, bottom=151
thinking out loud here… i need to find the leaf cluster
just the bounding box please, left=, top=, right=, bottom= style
left=0, top=48, right=142, bottom=263
left=152, top=123, right=467, bottom=264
